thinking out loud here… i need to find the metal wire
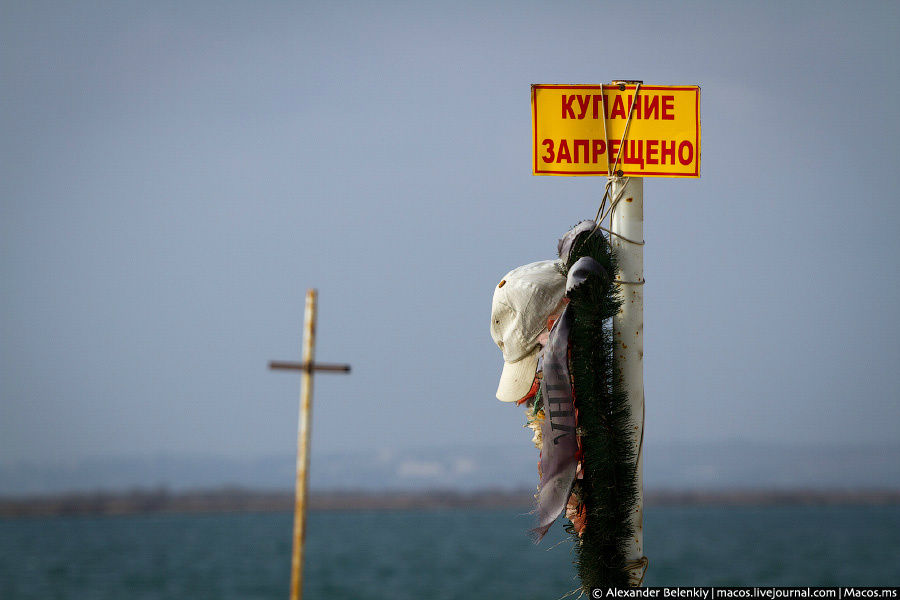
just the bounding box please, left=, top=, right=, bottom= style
left=609, top=83, right=642, bottom=177
left=593, top=83, right=645, bottom=251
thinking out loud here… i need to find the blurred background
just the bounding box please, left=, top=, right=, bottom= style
left=2, top=1, right=899, bottom=597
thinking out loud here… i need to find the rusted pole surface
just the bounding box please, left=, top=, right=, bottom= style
left=610, top=176, right=646, bottom=586
left=290, top=289, right=317, bottom=600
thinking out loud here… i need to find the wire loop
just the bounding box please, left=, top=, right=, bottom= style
left=592, top=83, right=645, bottom=249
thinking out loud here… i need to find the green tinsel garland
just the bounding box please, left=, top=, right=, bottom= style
left=561, top=223, right=638, bottom=590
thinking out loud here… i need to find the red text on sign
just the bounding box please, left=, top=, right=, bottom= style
left=561, top=94, right=676, bottom=120
left=541, top=138, right=695, bottom=169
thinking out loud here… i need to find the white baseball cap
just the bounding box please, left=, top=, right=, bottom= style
left=490, top=260, right=566, bottom=402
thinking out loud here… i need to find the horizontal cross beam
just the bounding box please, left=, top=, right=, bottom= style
left=269, top=361, right=351, bottom=373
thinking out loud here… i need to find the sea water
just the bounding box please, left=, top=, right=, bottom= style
left=1, top=506, right=898, bottom=599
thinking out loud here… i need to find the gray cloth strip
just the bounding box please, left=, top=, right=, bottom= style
left=532, top=251, right=605, bottom=540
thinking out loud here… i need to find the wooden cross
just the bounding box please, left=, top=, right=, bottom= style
left=269, top=289, right=350, bottom=600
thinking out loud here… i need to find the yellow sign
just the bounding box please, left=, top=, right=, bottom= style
left=531, top=84, right=701, bottom=177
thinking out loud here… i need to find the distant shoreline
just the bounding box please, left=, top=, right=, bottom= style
left=2, top=488, right=899, bottom=519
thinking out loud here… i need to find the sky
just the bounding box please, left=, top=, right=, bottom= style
left=2, top=1, right=899, bottom=483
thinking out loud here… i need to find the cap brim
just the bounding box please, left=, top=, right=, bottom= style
left=496, top=347, right=540, bottom=403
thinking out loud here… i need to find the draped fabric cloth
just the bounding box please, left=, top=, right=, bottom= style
left=557, top=220, right=598, bottom=268
left=533, top=222, right=606, bottom=540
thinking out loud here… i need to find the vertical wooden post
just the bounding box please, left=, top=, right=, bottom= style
left=610, top=177, right=646, bottom=585
left=290, top=289, right=317, bottom=600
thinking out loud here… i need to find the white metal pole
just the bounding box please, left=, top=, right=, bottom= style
left=610, top=176, right=645, bottom=586
left=290, top=289, right=317, bottom=600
